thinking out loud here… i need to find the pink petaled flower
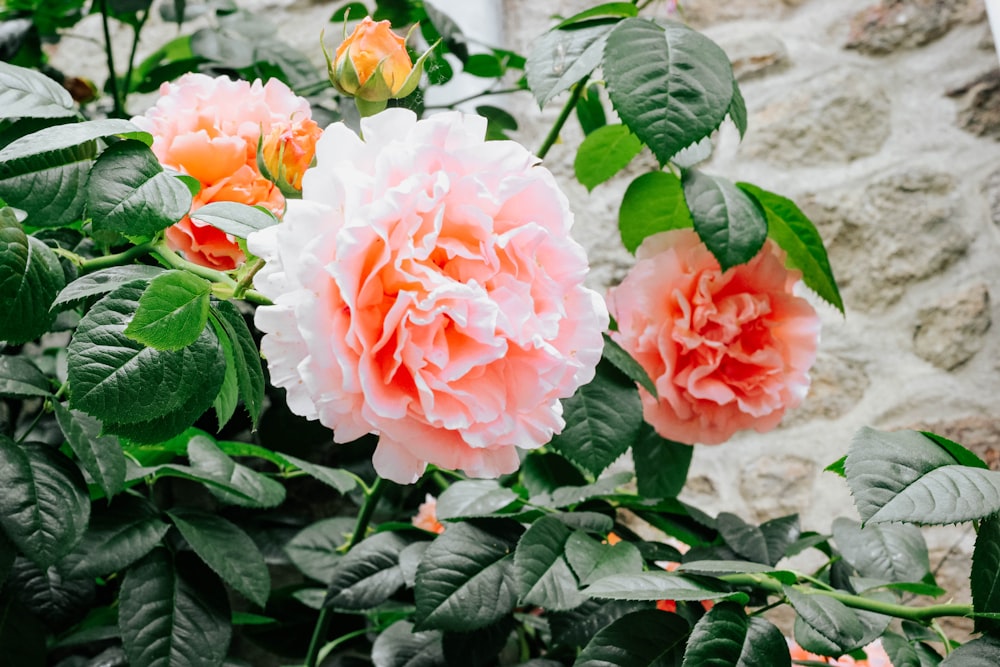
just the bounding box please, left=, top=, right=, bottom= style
left=132, top=73, right=321, bottom=270
left=787, top=639, right=891, bottom=666
left=608, top=229, right=819, bottom=445
left=249, top=108, right=608, bottom=484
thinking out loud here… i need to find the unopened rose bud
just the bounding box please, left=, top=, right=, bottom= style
left=260, top=117, right=322, bottom=192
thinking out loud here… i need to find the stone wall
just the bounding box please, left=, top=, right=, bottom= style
left=46, top=0, right=1000, bottom=634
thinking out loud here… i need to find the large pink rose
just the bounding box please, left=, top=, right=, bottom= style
left=248, top=109, right=608, bottom=484
left=132, top=73, right=321, bottom=270
left=608, top=229, right=819, bottom=445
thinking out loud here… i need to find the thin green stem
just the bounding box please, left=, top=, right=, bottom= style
left=233, top=258, right=265, bottom=299
left=241, top=289, right=273, bottom=307
left=424, top=86, right=526, bottom=110
left=931, top=620, right=953, bottom=655
left=536, top=76, right=588, bottom=160
left=78, top=241, right=158, bottom=274
left=152, top=243, right=237, bottom=287
left=304, top=477, right=389, bottom=667
left=97, top=0, right=125, bottom=118
left=122, top=9, right=151, bottom=111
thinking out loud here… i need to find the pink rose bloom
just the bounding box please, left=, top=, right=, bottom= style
left=249, top=108, right=608, bottom=484
left=608, top=229, right=819, bottom=445
left=132, top=73, right=321, bottom=270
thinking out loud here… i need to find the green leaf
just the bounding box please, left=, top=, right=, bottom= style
left=618, top=171, right=692, bottom=254
left=534, top=471, right=633, bottom=508
left=330, top=3, right=368, bottom=22
left=846, top=427, right=1000, bottom=525
left=602, top=333, right=657, bottom=397
left=514, top=516, right=588, bottom=610
left=831, top=517, right=930, bottom=584
left=0, top=118, right=148, bottom=167
left=414, top=521, right=521, bottom=632
left=0, top=437, right=89, bottom=568
left=785, top=586, right=866, bottom=655
left=759, top=515, right=801, bottom=567
left=939, top=637, right=1000, bottom=665
left=682, top=169, right=767, bottom=272
left=677, top=560, right=785, bottom=576
left=442, top=616, right=515, bottom=667
left=716, top=512, right=769, bottom=565
left=279, top=453, right=357, bottom=495
left=0, top=61, right=76, bottom=119
left=0, top=158, right=90, bottom=228
left=549, top=599, right=650, bottom=649
left=477, top=104, right=518, bottom=141
left=119, top=549, right=231, bottom=667
left=737, top=183, right=843, bottom=313
left=575, top=124, right=643, bottom=191
left=576, top=81, right=608, bottom=135
left=554, top=3, right=638, bottom=29
left=124, top=270, right=211, bottom=350
left=0, top=211, right=65, bottom=343
left=86, top=140, right=192, bottom=237
left=576, top=609, right=689, bottom=667
left=284, top=517, right=354, bottom=583
left=435, top=480, right=518, bottom=521
left=521, top=451, right=587, bottom=497
left=604, top=19, right=735, bottom=166
left=632, top=424, right=692, bottom=499
left=922, top=431, right=989, bottom=469
left=972, top=515, right=1000, bottom=634
left=565, top=531, right=644, bottom=586
left=825, top=456, right=847, bottom=477
left=67, top=282, right=225, bottom=427
left=186, top=434, right=286, bottom=508
left=371, top=620, right=444, bottom=667
left=464, top=54, right=503, bottom=78
left=549, top=361, right=643, bottom=477
left=7, top=556, right=95, bottom=629
left=526, top=22, right=615, bottom=107
left=211, top=322, right=239, bottom=430
left=555, top=511, right=615, bottom=534
left=681, top=602, right=790, bottom=667
left=167, top=508, right=270, bottom=608
left=0, top=355, right=50, bottom=398
left=58, top=495, right=169, bottom=578
left=728, top=79, right=747, bottom=139
left=324, top=531, right=410, bottom=610
left=189, top=201, right=277, bottom=239
left=585, top=571, right=746, bottom=604
left=52, top=265, right=164, bottom=310
left=52, top=402, right=126, bottom=499
left=210, top=301, right=265, bottom=429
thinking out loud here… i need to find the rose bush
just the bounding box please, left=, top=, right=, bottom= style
left=249, top=108, right=608, bottom=483
left=608, top=228, right=820, bottom=445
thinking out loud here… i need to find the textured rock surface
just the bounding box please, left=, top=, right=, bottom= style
left=739, top=455, right=817, bottom=522
left=845, top=0, right=973, bottom=54
left=913, top=283, right=991, bottom=370
left=948, top=69, right=1000, bottom=139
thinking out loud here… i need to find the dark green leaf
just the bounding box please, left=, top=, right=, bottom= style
left=632, top=424, right=692, bottom=500
left=521, top=451, right=586, bottom=497
left=618, top=171, right=692, bottom=254
left=67, top=282, right=225, bottom=426
left=677, top=560, right=786, bottom=578
left=0, top=119, right=148, bottom=168
left=325, top=531, right=410, bottom=610
left=435, top=480, right=518, bottom=521
left=535, top=471, right=633, bottom=508
left=52, top=265, right=164, bottom=310
left=211, top=300, right=265, bottom=429
left=443, top=616, right=515, bottom=667
left=52, top=402, right=126, bottom=498
left=371, top=620, right=445, bottom=667
left=604, top=19, right=735, bottom=166
left=939, top=637, right=1000, bottom=665
left=576, top=609, right=689, bottom=667
left=0, top=158, right=90, bottom=228
left=585, top=571, right=746, bottom=604
left=8, top=557, right=94, bottom=630
left=825, top=456, right=847, bottom=477
left=565, top=531, right=643, bottom=586
left=124, top=270, right=211, bottom=350
left=464, top=53, right=503, bottom=78
left=922, top=431, right=989, bottom=469
left=58, top=495, right=169, bottom=578
left=554, top=2, right=638, bottom=29
left=785, top=586, right=865, bottom=655
left=400, top=541, right=429, bottom=588
left=737, top=183, right=842, bottom=313
left=576, top=82, right=607, bottom=135
left=119, top=549, right=231, bottom=667
left=555, top=511, right=614, bottom=534
left=0, top=437, right=89, bottom=568
left=414, top=521, right=522, bottom=632
left=86, top=140, right=191, bottom=237
left=211, top=323, right=239, bottom=429
left=549, top=361, right=643, bottom=477
left=759, top=514, right=801, bottom=567
left=575, top=124, right=643, bottom=191
left=728, top=79, right=747, bottom=138
left=972, top=515, right=1000, bottom=634
left=284, top=516, right=354, bottom=583
left=514, top=516, right=587, bottom=610
left=716, top=512, right=769, bottom=565
left=0, top=211, right=65, bottom=343
left=0, top=61, right=75, bottom=119
left=832, top=517, right=929, bottom=584
left=549, top=599, right=650, bottom=649
left=279, top=453, right=357, bottom=494
left=477, top=104, right=518, bottom=141
left=189, top=201, right=277, bottom=239
left=602, top=333, right=657, bottom=397
left=681, top=602, right=790, bottom=667
left=526, top=22, right=615, bottom=107
left=168, top=508, right=270, bottom=608
left=330, top=3, right=367, bottom=23
left=0, top=355, right=50, bottom=398
left=186, top=434, right=286, bottom=508
left=682, top=169, right=767, bottom=272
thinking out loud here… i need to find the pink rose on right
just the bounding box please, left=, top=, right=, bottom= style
left=607, top=228, right=820, bottom=445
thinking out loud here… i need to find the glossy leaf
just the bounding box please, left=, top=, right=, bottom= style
left=682, top=169, right=767, bottom=272
left=371, top=620, right=444, bottom=667
left=52, top=265, right=164, bottom=310
left=549, top=599, right=650, bottom=649
left=922, top=430, right=989, bottom=469
left=534, top=471, right=633, bottom=508
left=728, top=79, right=747, bottom=138
left=58, top=495, right=169, bottom=578
left=119, top=549, right=231, bottom=667
left=124, top=270, right=211, bottom=350
left=168, top=508, right=270, bottom=608
left=0, top=61, right=75, bottom=119
left=186, top=435, right=285, bottom=508
left=210, top=301, right=265, bottom=429
left=602, top=333, right=656, bottom=397
left=0, top=158, right=90, bottom=228
left=785, top=586, right=865, bottom=655
left=279, top=453, right=357, bottom=495
left=526, top=22, right=615, bottom=107
left=7, top=557, right=95, bottom=630
left=681, top=602, right=790, bottom=667
left=972, top=515, right=1000, bottom=634
left=759, top=514, right=801, bottom=566
left=0, top=118, right=148, bottom=167
left=576, top=81, right=608, bottom=135
left=604, top=19, right=735, bottom=166
left=189, top=201, right=277, bottom=239
left=211, top=324, right=239, bottom=429
left=832, top=517, right=930, bottom=583
left=618, top=171, right=692, bottom=254
left=514, top=516, right=587, bottom=610
left=554, top=2, right=637, bottom=29
left=435, top=479, right=518, bottom=521
left=576, top=609, right=689, bottom=667
left=0, top=211, right=65, bottom=343
left=86, top=140, right=192, bottom=236
left=939, top=637, right=1000, bottom=665
left=633, top=424, right=692, bottom=499
left=549, top=361, right=643, bottom=477
left=565, top=531, right=643, bottom=586
left=284, top=516, right=354, bottom=583
left=52, top=402, right=126, bottom=499
left=442, top=616, right=515, bottom=667
left=324, top=531, right=410, bottom=610
left=0, top=437, right=89, bottom=568
left=716, top=513, right=769, bottom=565
left=738, top=183, right=843, bottom=313
left=575, top=124, right=643, bottom=191
left=414, top=521, right=522, bottom=632
left=585, top=571, right=746, bottom=604
left=521, top=451, right=587, bottom=497
left=0, top=355, right=50, bottom=398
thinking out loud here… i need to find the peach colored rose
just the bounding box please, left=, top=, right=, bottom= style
left=131, top=73, right=320, bottom=269
left=261, top=119, right=322, bottom=191
left=249, top=109, right=608, bottom=484
left=333, top=17, right=412, bottom=97
left=787, top=639, right=891, bottom=666
left=607, top=229, right=819, bottom=445
left=412, top=494, right=445, bottom=534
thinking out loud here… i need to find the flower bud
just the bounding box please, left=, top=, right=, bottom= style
left=260, top=117, right=322, bottom=192
left=332, top=17, right=413, bottom=99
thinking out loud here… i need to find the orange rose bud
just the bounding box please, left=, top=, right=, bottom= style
left=260, top=117, right=322, bottom=192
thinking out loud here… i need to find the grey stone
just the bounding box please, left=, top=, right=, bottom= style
left=845, top=0, right=979, bottom=55
left=712, top=27, right=790, bottom=81
left=947, top=69, right=1000, bottom=140
left=784, top=353, right=870, bottom=424
left=913, top=283, right=991, bottom=370
left=905, top=414, right=1000, bottom=470
left=680, top=0, right=805, bottom=27
left=984, top=167, right=1000, bottom=226
left=739, top=67, right=892, bottom=166
left=801, top=168, right=969, bottom=310
left=739, top=455, right=816, bottom=522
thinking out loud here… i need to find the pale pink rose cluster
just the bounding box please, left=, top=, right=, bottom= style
left=249, top=109, right=608, bottom=484
left=608, top=229, right=820, bottom=445
left=132, top=73, right=321, bottom=270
